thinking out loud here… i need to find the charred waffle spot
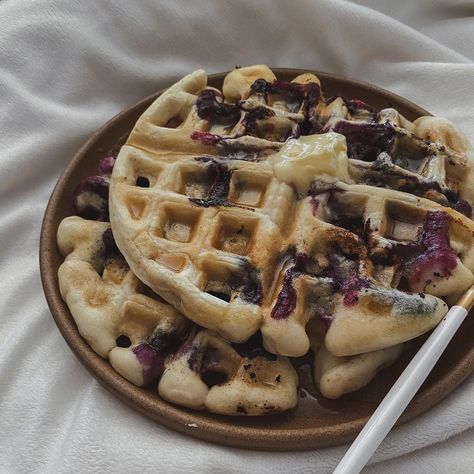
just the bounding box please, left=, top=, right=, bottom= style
left=200, top=347, right=230, bottom=388
left=101, top=228, right=121, bottom=261
left=135, top=176, right=150, bottom=188
left=309, top=196, right=320, bottom=215
left=115, top=335, right=131, bottom=348
left=332, top=121, right=396, bottom=162
left=189, top=162, right=232, bottom=208
left=196, top=89, right=240, bottom=124
left=232, top=332, right=277, bottom=361
left=194, top=156, right=213, bottom=163
left=207, top=291, right=231, bottom=302
left=392, top=211, right=458, bottom=289
left=236, top=405, right=248, bottom=414
left=133, top=343, right=165, bottom=386
left=249, top=372, right=256, bottom=379
left=234, top=260, right=263, bottom=305
left=327, top=228, right=367, bottom=261
left=271, top=267, right=299, bottom=320
left=327, top=195, right=365, bottom=238
left=243, top=363, right=252, bottom=370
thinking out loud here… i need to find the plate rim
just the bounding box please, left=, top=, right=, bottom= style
left=39, top=68, right=474, bottom=451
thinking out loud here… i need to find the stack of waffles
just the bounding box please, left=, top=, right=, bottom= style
left=57, top=65, right=474, bottom=415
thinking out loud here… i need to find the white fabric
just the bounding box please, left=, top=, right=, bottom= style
left=1, top=0, right=473, bottom=472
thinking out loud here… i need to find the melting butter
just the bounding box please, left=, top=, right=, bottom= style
left=270, top=132, right=349, bottom=193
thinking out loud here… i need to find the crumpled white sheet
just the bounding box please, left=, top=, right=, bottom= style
left=1, top=0, right=473, bottom=472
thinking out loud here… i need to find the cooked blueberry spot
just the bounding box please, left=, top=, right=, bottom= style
left=343, top=98, right=377, bottom=116
left=189, top=162, right=232, bottom=208
left=452, top=199, right=472, bottom=218
left=196, top=89, right=240, bottom=124
left=236, top=405, right=247, bottom=414
left=190, top=130, right=222, bottom=145
left=249, top=372, right=256, bottom=379
left=232, top=332, right=277, bottom=361
left=271, top=267, right=299, bottom=320
left=391, top=211, right=457, bottom=289
left=73, top=175, right=110, bottom=221
left=116, top=335, right=131, bottom=348
left=149, top=330, right=181, bottom=354
left=275, top=375, right=281, bottom=383
left=332, top=121, right=396, bottom=162
left=243, top=363, right=252, bottom=370
left=97, top=156, right=116, bottom=176
left=201, top=370, right=228, bottom=387
left=136, top=176, right=150, bottom=188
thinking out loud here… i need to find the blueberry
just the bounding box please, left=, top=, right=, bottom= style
left=73, top=175, right=109, bottom=221
left=97, top=156, right=116, bottom=176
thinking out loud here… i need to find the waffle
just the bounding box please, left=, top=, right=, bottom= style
left=313, top=342, right=403, bottom=399
left=109, top=65, right=474, bottom=360
left=321, top=100, right=474, bottom=212
left=57, top=214, right=297, bottom=415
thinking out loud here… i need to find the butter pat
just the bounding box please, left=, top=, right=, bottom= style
left=271, top=132, right=349, bottom=194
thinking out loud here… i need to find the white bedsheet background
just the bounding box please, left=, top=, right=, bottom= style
left=1, top=1, right=473, bottom=472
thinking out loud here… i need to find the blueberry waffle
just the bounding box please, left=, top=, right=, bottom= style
left=57, top=213, right=297, bottom=415
left=109, top=65, right=474, bottom=361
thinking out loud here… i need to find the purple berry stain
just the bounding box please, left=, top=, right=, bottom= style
left=393, top=211, right=457, bottom=289
left=271, top=267, right=299, bottom=320
left=190, top=130, right=222, bottom=146
left=73, top=155, right=116, bottom=221
left=97, top=156, right=116, bottom=176
left=133, top=343, right=165, bottom=386
left=339, top=275, right=369, bottom=306
left=453, top=199, right=472, bottom=218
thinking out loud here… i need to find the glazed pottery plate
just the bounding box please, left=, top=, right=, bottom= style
left=40, top=69, right=474, bottom=451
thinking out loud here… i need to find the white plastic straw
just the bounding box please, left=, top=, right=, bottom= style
left=334, top=305, right=468, bottom=474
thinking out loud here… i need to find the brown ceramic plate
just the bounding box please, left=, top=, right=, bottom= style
left=40, top=69, right=474, bottom=451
